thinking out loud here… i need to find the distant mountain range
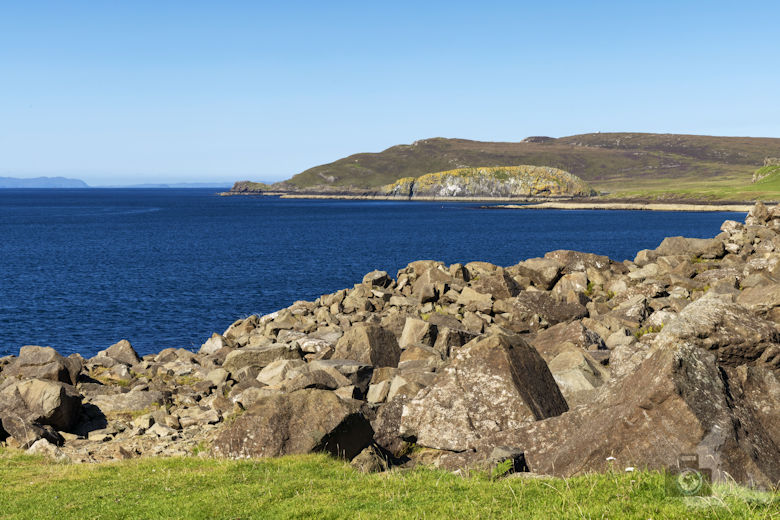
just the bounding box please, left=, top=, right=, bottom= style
left=99, top=182, right=233, bottom=188
left=0, top=177, right=233, bottom=189
left=0, top=176, right=89, bottom=188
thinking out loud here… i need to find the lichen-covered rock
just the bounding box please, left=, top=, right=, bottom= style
left=399, top=333, right=567, bottom=452
left=333, top=324, right=400, bottom=367
left=98, top=339, right=141, bottom=366
left=223, top=344, right=301, bottom=373
left=212, top=389, right=373, bottom=459
left=383, top=166, right=596, bottom=199
left=3, top=345, right=80, bottom=385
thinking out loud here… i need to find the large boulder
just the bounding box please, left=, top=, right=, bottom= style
left=223, top=344, right=301, bottom=373
left=399, top=318, right=438, bottom=349
left=89, top=389, right=166, bottom=414
left=468, top=269, right=522, bottom=299
left=530, top=321, right=605, bottom=362
left=1, top=379, right=81, bottom=431
left=507, top=258, right=562, bottom=290
left=492, top=292, right=587, bottom=333
left=439, top=296, right=780, bottom=487
left=3, top=346, right=80, bottom=385
left=659, top=295, right=780, bottom=368
left=333, top=324, right=401, bottom=367
left=212, top=389, right=374, bottom=459
left=652, top=236, right=726, bottom=260
left=98, top=339, right=141, bottom=366
left=399, top=333, right=568, bottom=452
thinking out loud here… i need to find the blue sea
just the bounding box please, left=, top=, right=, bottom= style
left=0, top=189, right=745, bottom=357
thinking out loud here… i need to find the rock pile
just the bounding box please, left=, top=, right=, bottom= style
left=1, top=202, right=779, bottom=487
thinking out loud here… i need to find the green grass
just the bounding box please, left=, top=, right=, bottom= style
left=0, top=449, right=777, bottom=519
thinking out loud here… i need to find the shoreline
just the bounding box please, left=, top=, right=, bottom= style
left=219, top=191, right=760, bottom=211
left=485, top=201, right=756, bottom=212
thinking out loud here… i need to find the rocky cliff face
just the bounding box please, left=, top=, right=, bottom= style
left=2, top=203, right=780, bottom=488
left=383, top=166, right=596, bottom=199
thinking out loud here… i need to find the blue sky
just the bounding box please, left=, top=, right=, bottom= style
left=1, top=1, right=778, bottom=185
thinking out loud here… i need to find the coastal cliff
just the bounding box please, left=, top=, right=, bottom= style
left=2, top=203, right=780, bottom=487
left=382, top=166, right=596, bottom=199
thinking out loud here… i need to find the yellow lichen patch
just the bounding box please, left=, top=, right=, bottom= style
left=382, top=166, right=595, bottom=198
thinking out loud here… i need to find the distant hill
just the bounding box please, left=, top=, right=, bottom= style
left=104, top=182, right=234, bottom=188
left=0, top=176, right=89, bottom=188
left=235, top=132, right=780, bottom=200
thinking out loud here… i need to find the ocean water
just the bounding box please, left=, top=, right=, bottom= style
left=0, top=189, right=745, bottom=357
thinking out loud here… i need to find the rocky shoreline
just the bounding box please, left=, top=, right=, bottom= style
left=2, top=203, right=779, bottom=487
left=488, top=201, right=756, bottom=212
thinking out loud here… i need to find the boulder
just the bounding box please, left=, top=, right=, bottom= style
left=467, top=345, right=778, bottom=487
left=439, top=295, right=780, bottom=487
left=530, top=321, right=605, bottom=362
left=492, top=292, right=587, bottom=333
left=551, top=272, right=589, bottom=300
left=308, top=360, right=374, bottom=395
left=658, top=295, right=780, bottom=367
left=350, top=444, right=390, bottom=473
left=99, top=339, right=141, bottom=366
left=736, top=282, right=780, bottom=317
left=333, top=324, right=401, bottom=367
left=508, top=258, right=563, bottom=290
left=3, top=346, right=79, bottom=385
left=468, top=269, right=522, bottom=299
left=399, top=333, right=568, bottom=452
left=256, top=359, right=306, bottom=386
left=653, top=236, right=726, bottom=260
left=89, top=389, right=166, bottom=414
left=2, top=379, right=82, bottom=431
left=212, top=389, right=374, bottom=459
left=223, top=344, right=301, bottom=373
left=544, top=250, right=614, bottom=276
left=546, top=348, right=609, bottom=406
left=362, top=270, right=393, bottom=288
left=0, top=385, right=65, bottom=448
left=200, top=333, right=233, bottom=355
left=432, top=327, right=480, bottom=357
left=371, top=397, right=409, bottom=457
left=278, top=369, right=351, bottom=393
left=399, top=318, right=438, bottom=349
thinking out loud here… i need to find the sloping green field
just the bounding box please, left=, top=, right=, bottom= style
left=0, top=450, right=776, bottom=519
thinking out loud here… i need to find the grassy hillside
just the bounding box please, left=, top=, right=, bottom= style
left=1, top=450, right=777, bottom=519
left=266, top=133, right=780, bottom=200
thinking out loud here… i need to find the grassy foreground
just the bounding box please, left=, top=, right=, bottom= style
left=0, top=449, right=777, bottom=519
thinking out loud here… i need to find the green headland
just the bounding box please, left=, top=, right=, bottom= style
left=228, top=133, right=780, bottom=202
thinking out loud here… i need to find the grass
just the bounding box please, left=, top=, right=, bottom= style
left=0, top=449, right=777, bottom=519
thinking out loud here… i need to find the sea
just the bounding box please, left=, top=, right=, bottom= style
left=0, top=188, right=746, bottom=357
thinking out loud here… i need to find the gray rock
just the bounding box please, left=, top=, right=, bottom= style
left=100, top=339, right=141, bottom=366
left=4, top=345, right=78, bottom=385
left=400, top=333, right=568, bottom=452
left=333, top=324, right=401, bottom=367
left=223, top=344, right=301, bottom=373
left=212, top=389, right=374, bottom=459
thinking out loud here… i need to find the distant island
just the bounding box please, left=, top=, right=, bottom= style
left=225, top=132, right=780, bottom=202
left=0, top=176, right=89, bottom=188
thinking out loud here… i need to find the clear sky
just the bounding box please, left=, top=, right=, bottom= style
left=1, top=1, right=778, bottom=185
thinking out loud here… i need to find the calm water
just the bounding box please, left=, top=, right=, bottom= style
left=0, top=189, right=744, bottom=357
